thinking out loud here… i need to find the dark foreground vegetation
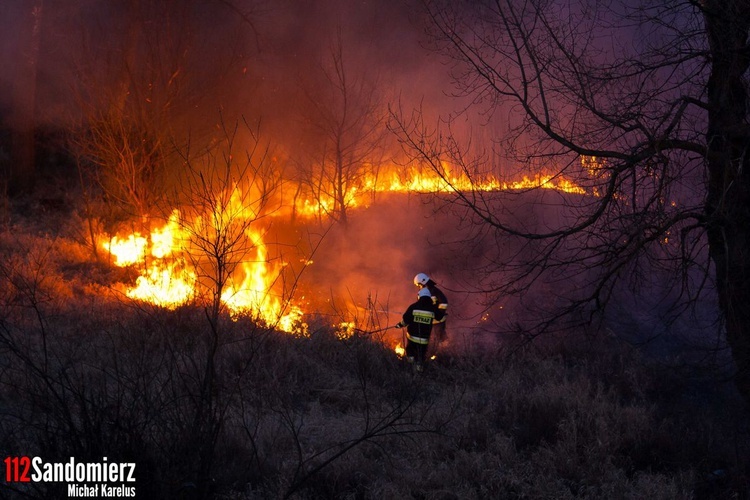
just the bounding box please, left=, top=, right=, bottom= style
left=0, top=202, right=748, bottom=500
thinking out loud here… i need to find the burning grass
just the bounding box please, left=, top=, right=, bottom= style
left=90, top=158, right=594, bottom=339
left=0, top=212, right=748, bottom=499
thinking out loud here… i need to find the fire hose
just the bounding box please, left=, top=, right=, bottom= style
left=353, top=325, right=399, bottom=335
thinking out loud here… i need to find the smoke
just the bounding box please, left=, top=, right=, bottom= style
left=2, top=0, right=717, bottom=360
left=280, top=191, right=488, bottom=350
left=286, top=195, right=438, bottom=328
left=0, top=0, right=446, bottom=126
left=0, top=0, right=480, bottom=194
left=241, top=0, right=455, bottom=155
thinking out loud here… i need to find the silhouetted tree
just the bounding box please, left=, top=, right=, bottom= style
left=67, top=0, right=260, bottom=222
left=170, top=117, right=281, bottom=497
left=394, top=0, right=750, bottom=401
left=297, top=29, right=389, bottom=226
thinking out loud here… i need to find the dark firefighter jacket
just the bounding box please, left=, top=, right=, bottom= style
left=401, top=295, right=436, bottom=345
left=428, top=284, right=448, bottom=323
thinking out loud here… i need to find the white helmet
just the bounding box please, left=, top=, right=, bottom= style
left=414, top=273, right=430, bottom=287
left=418, top=287, right=432, bottom=298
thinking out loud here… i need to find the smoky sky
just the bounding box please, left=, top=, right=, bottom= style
left=0, top=0, right=480, bottom=333
left=0, top=0, right=452, bottom=137
left=0, top=1, right=719, bottom=351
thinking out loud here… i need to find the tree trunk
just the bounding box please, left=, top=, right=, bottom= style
left=335, top=146, right=348, bottom=226
left=703, top=1, right=750, bottom=403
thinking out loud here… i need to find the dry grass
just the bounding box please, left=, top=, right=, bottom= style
left=0, top=217, right=748, bottom=499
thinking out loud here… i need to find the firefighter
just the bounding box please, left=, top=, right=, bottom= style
left=414, top=273, right=449, bottom=354
left=395, top=287, right=436, bottom=372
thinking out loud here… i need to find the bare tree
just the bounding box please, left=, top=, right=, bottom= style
left=165, top=117, right=282, bottom=495
left=392, top=0, right=750, bottom=400
left=296, top=29, right=389, bottom=226
left=67, top=0, right=258, bottom=225
left=174, top=118, right=282, bottom=332
left=67, top=0, right=175, bottom=221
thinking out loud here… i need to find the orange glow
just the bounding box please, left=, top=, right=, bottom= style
left=501, top=174, right=585, bottom=194
left=286, top=163, right=586, bottom=218
left=336, top=322, right=357, bottom=340
left=103, top=233, right=148, bottom=266
left=101, top=162, right=587, bottom=336
left=102, top=200, right=307, bottom=333
left=220, top=239, right=307, bottom=334
left=362, top=162, right=587, bottom=196
left=127, top=262, right=196, bottom=307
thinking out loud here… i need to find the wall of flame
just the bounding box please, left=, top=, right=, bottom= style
left=100, top=162, right=591, bottom=335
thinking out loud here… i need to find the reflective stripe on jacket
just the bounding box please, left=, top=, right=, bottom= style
left=429, top=285, right=448, bottom=322
left=402, top=296, right=436, bottom=340
left=406, top=333, right=430, bottom=345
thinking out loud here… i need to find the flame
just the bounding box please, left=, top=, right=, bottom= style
left=336, top=322, right=357, bottom=340
left=101, top=161, right=588, bottom=336
left=103, top=233, right=148, bottom=266
left=102, top=203, right=306, bottom=333
left=366, top=163, right=586, bottom=195
left=127, top=261, right=196, bottom=307
left=501, top=174, right=586, bottom=194
left=220, top=238, right=307, bottom=334
left=287, top=162, right=587, bottom=219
